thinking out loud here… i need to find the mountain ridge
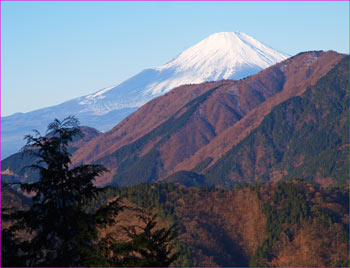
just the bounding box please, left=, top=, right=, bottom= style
left=68, top=50, right=345, bottom=187
left=171, top=50, right=346, bottom=173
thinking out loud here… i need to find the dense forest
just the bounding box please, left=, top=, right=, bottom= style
left=84, top=180, right=348, bottom=267
left=3, top=174, right=349, bottom=266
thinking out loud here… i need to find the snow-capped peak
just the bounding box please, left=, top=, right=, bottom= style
left=157, top=31, right=288, bottom=74
left=77, top=31, right=289, bottom=116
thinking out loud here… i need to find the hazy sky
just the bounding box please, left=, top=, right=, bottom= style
left=1, top=1, right=349, bottom=116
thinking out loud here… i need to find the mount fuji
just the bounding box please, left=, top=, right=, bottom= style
left=1, top=32, right=289, bottom=158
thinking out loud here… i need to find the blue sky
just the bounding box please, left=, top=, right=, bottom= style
left=1, top=1, right=349, bottom=116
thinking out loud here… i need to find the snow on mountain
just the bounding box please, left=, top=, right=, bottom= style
left=1, top=32, right=289, bottom=159
left=76, top=32, right=288, bottom=116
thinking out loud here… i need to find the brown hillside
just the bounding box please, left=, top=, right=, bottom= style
left=3, top=180, right=348, bottom=267
left=175, top=188, right=266, bottom=266
left=70, top=51, right=345, bottom=186
left=98, top=181, right=349, bottom=267
left=269, top=223, right=349, bottom=267
left=71, top=82, right=224, bottom=165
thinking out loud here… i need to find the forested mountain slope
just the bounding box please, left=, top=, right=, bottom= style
left=86, top=180, right=349, bottom=267
left=70, top=51, right=345, bottom=187
left=204, top=55, right=349, bottom=187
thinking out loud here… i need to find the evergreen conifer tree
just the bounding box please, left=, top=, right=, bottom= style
left=100, top=211, right=179, bottom=267
left=2, top=117, right=112, bottom=266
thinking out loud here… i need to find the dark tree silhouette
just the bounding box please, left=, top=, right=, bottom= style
left=100, top=211, right=179, bottom=267
left=1, top=117, right=114, bottom=266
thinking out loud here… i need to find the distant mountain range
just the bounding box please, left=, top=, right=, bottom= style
left=3, top=50, right=347, bottom=188
left=1, top=32, right=288, bottom=159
